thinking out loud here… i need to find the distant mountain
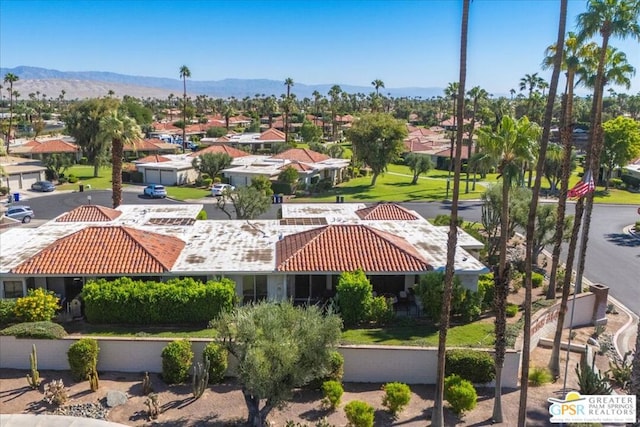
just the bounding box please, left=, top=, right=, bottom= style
left=0, top=66, right=445, bottom=100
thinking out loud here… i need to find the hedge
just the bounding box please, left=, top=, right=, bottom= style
left=445, top=349, right=496, bottom=384
left=82, top=277, right=237, bottom=324
left=0, top=321, right=67, bottom=339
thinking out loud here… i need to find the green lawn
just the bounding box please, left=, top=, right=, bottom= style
left=57, top=165, right=114, bottom=191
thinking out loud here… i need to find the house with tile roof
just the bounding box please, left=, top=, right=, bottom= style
left=10, top=138, right=81, bottom=161
left=0, top=203, right=488, bottom=306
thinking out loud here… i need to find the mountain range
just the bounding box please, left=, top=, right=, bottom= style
left=0, top=66, right=445, bottom=101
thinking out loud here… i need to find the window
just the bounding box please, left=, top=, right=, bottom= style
left=3, top=281, right=24, bottom=299
left=242, top=275, right=268, bottom=303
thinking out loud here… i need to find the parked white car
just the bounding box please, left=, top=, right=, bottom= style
left=211, top=183, right=234, bottom=197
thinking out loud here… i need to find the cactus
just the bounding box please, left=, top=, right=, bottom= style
left=26, top=344, right=41, bottom=390
left=145, top=392, right=160, bottom=419
left=192, top=357, right=210, bottom=399
left=142, top=371, right=153, bottom=395
left=43, top=379, right=68, bottom=406
left=89, top=368, right=99, bottom=392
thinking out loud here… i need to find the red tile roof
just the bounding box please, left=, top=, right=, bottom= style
left=124, top=138, right=167, bottom=152
left=30, top=139, right=79, bottom=154
left=282, top=161, right=314, bottom=172
left=271, top=148, right=330, bottom=163
left=355, top=204, right=419, bottom=221
left=12, top=226, right=185, bottom=275
left=55, top=205, right=122, bottom=222
left=190, top=143, right=249, bottom=158
left=136, top=154, right=172, bottom=163
left=259, top=128, right=286, bottom=141
left=276, top=224, right=432, bottom=272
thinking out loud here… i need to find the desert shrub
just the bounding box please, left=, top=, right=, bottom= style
left=202, top=341, right=227, bottom=384
left=368, top=296, right=394, bottom=325
left=635, top=220, right=640, bottom=231
left=336, top=269, right=373, bottom=326
left=13, top=288, right=60, bottom=322
left=0, top=321, right=67, bottom=339
left=82, top=277, right=236, bottom=325
left=606, top=350, right=632, bottom=392
left=161, top=339, right=193, bottom=384
left=196, top=210, right=207, bottom=220
left=445, top=349, right=495, bottom=384
left=344, top=400, right=374, bottom=427
left=444, top=374, right=477, bottom=416
left=506, top=303, right=519, bottom=318
left=415, top=272, right=482, bottom=323
left=381, top=382, right=411, bottom=416
left=321, top=380, right=343, bottom=410
left=531, top=272, right=544, bottom=288
left=576, top=354, right=612, bottom=395
left=67, top=338, right=99, bottom=382
left=0, top=299, right=17, bottom=325
left=0, top=186, right=8, bottom=195
left=67, top=174, right=79, bottom=183
left=528, top=366, right=553, bottom=386
left=43, top=379, right=68, bottom=406
left=432, top=214, right=463, bottom=226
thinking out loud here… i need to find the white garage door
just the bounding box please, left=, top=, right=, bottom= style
left=7, top=175, right=20, bottom=191
left=145, top=169, right=160, bottom=184
left=160, top=170, right=176, bottom=185
left=21, top=172, right=41, bottom=189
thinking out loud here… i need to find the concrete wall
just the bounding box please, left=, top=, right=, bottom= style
left=0, top=336, right=521, bottom=388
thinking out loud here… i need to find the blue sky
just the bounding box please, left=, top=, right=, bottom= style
left=1, top=0, right=638, bottom=96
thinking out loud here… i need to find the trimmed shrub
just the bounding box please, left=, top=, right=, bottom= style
left=0, top=321, right=67, bottom=339
left=344, top=400, right=374, bottom=427
left=321, top=380, right=343, bottom=410
left=196, top=210, right=207, bottom=220
left=67, top=338, right=99, bottom=382
left=381, top=382, right=411, bottom=416
left=608, top=178, right=623, bottom=189
left=477, top=273, right=494, bottom=310
left=445, top=349, right=495, bottom=384
left=368, top=296, right=394, bottom=325
left=13, top=288, right=60, bottom=322
left=336, top=269, right=373, bottom=326
left=0, top=299, right=17, bottom=325
left=506, top=303, right=519, bottom=318
left=161, top=339, right=193, bottom=384
left=444, top=374, right=477, bottom=416
left=202, top=342, right=227, bottom=384
left=529, top=366, right=553, bottom=386
left=531, top=272, right=544, bottom=288
left=326, top=351, right=344, bottom=382
left=82, top=277, right=236, bottom=325
left=67, top=174, right=79, bottom=183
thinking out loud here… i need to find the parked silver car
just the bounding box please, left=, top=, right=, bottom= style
left=5, top=205, right=35, bottom=223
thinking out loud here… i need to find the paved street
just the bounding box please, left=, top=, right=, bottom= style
left=6, top=189, right=640, bottom=315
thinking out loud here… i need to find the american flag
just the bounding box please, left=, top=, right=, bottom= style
left=568, top=169, right=595, bottom=199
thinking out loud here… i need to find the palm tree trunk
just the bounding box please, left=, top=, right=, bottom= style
left=432, top=3, right=468, bottom=426
left=112, top=138, right=123, bottom=208
left=518, top=3, right=566, bottom=424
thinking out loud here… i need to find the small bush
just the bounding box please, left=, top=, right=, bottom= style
left=58, top=176, right=68, bottom=184
left=445, top=349, right=495, bottom=384
left=506, top=303, right=519, bottom=318
left=336, top=269, right=373, bottom=326
left=13, top=288, right=60, bottom=322
left=444, top=374, right=477, bottom=416
left=608, top=178, right=623, bottom=188
left=368, top=296, right=394, bottom=325
left=43, top=379, right=68, bottom=406
left=196, top=210, right=207, bottom=220
left=67, top=174, right=79, bottom=183
left=161, top=339, right=193, bottom=384
left=477, top=273, right=494, bottom=310
left=326, top=351, right=344, bottom=382
left=202, top=342, right=227, bottom=384
left=635, top=220, right=640, bottom=232
left=528, top=366, right=553, bottom=386
left=67, top=338, right=99, bottom=382
left=202, top=178, right=213, bottom=188
left=531, top=272, right=544, bottom=288
left=321, top=380, right=343, bottom=410
left=0, top=299, right=17, bottom=325
left=381, top=382, right=411, bottom=416
left=344, top=400, right=374, bottom=427
left=0, top=321, right=67, bottom=339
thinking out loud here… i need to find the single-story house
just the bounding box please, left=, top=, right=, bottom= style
left=10, top=138, right=81, bottom=162
left=0, top=155, right=47, bottom=191
left=0, top=203, right=488, bottom=305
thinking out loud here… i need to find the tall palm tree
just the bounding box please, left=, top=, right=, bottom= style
left=574, top=0, right=640, bottom=293
left=477, top=115, right=539, bottom=423
left=518, top=1, right=567, bottom=425
left=3, top=73, right=19, bottom=154
left=519, top=72, right=540, bottom=116
left=432, top=2, right=469, bottom=425
left=179, top=65, right=191, bottom=153
left=371, top=79, right=385, bottom=96
left=283, top=78, right=294, bottom=144
left=97, top=108, right=142, bottom=208
left=328, top=85, right=342, bottom=141
left=465, top=86, right=489, bottom=193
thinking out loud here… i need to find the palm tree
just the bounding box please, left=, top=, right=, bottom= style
left=477, top=116, right=540, bottom=423
left=97, top=108, right=142, bottom=208
left=518, top=1, right=567, bottom=424
left=179, top=65, right=191, bottom=152
left=328, top=85, right=342, bottom=141
left=371, top=79, right=385, bottom=96
left=432, top=2, right=469, bottom=426
left=3, top=73, right=19, bottom=154
left=465, top=86, right=489, bottom=193
left=283, top=78, right=294, bottom=144
left=574, top=0, right=640, bottom=293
